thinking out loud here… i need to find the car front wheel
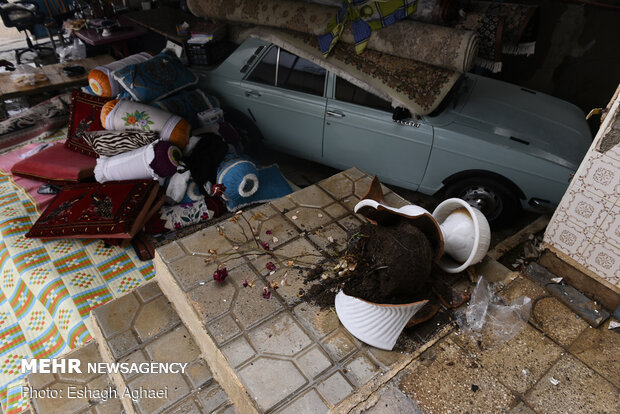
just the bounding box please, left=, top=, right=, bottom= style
left=444, top=177, right=520, bottom=226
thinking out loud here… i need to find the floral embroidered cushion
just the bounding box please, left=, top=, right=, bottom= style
left=26, top=180, right=162, bottom=240
left=65, top=91, right=110, bottom=157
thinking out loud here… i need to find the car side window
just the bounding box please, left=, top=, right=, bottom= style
left=335, top=77, right=393, bottom=113
left=247, top=46, right=278, bottom=86
left=246, top=46, right=326, bottom=97
left=276, top=49, right=326, bottom=96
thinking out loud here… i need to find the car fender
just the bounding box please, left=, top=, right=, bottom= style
left=420, top=125, right=576, bottom=210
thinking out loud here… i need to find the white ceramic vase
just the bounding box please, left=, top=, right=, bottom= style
left=433, top=198, right=491, bottom=274
left=334, top=291, right=428, bottom=351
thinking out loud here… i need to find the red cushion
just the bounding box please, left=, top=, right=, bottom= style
left=65, top=91, right=109, bottom=157
left=11, top=143, right=96, bottom=184
left=26, top=180, right=161, bottom=240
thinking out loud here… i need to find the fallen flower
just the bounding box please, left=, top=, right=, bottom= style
left=266, top=230, right=272, bottom=235
left=262, top=286, right=271, bottom=299
left=213, top=267, right=228, bottom=283
left=242, top=279, right=249, bottom=288
left=261, top=241, right=270, bottom=251
left=266, top=262, right=276, bottom=271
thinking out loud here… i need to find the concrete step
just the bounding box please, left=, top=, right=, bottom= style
left=89, top=281, right=237, bottom=414
left=153, top=169, right=459, bottom=413
left=26, top=281, right=237, bottom=414
left=27, top=341, right=122, bottom=414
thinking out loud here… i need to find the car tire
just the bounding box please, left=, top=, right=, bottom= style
left=444, top=177, right=520, bottom=226
left=222, top=106, right=264, bottom=156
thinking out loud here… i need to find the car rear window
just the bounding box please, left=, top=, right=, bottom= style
left=335, top=77, right=392, bottom=113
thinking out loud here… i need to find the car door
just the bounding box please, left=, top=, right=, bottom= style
left=238, top=45, right=327, bottom=161
left=322, top=75, right=434, bottom=190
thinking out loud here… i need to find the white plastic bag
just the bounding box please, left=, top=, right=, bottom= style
left=10, top=65, right=46, bottom=86
left=457, top=277, right=532, bottom=347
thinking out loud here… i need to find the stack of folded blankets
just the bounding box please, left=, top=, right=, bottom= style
left=11, top=50, right=293, bottom=255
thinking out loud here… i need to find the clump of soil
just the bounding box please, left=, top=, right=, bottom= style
left=342, top=221, right=433, bottom=304
left=305, top=221, right=435, bottom=307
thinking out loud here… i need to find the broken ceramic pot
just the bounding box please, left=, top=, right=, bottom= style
left=433, top=198, right=491, bottom=273
left=353, top=176, right=490, bottom=273
left=334, top=290, right=428, bottom=350
left=335, top=177, right=490, bottom=350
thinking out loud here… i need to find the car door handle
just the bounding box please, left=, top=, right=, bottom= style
left=244, top=90, right=261, bottom=98
left=326, top=110, right=345, bottom=118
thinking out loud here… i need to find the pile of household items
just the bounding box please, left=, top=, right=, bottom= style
left=10, top=50, right=293, bottom=257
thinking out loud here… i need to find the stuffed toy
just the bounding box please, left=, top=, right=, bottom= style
left=216, top=153, right=293, bottom=211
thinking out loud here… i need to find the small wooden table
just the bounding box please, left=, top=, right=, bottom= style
left=73, top=17, right=149, bottom=57
left=123, top=6, right=203, bottom=45
left=0, top=54, right=115, bottom=101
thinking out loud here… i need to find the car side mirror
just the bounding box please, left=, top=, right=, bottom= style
left=392, top=107, right=412, bottom=121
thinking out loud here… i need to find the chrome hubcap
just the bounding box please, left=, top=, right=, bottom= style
left=460, top=186, right=502, bottom=219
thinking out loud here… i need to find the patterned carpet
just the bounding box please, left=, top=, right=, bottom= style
left=0, top=130, right=156, bottom=414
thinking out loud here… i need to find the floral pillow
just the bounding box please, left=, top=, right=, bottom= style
left=112, top=51, right=198, bottom=103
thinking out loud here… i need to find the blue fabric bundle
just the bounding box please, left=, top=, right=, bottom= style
left=113, top=51, right=198, bottom=103
left=216, top=154, right=293, bottom=211
left=153, top=89, right=220, bottom=129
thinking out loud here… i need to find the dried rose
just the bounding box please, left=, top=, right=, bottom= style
left=266, top=262, right=276, bottom=271
left=266, top=230, right=272, bottom=235
left=262, top=286, right=271, bottom=299
left=213, top=267, right=228, bottom=283
left=261, top=241, right=270, bottom=251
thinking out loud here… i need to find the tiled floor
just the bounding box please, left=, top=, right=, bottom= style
left=28, top=282, right=236, bottom=414
left=25, top=168, right=620, bottom=414
left=154, top=168, right=619, bottom=413
left=155, top=168, right=455, bottom=413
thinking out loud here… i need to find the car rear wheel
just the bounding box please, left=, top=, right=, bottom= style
left=222, top=106, right=263, bottom=156
left=444, top=177, right=520, bottom=226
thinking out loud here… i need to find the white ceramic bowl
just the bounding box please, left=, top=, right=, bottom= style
left=334, top=291, right=428, bottom=351
left=432, top=198, right=491, bottom=273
